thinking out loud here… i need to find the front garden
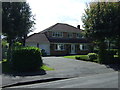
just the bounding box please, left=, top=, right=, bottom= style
left=2, top=44, right=54, bottom=75
left=64, top=50, right=119, bottom=64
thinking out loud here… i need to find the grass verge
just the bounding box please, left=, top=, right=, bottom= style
left=64, top=54, right=119, bottom=64
left=41, top=64, right=54, bottom=71
left=64, top=55, right=89, bottom=60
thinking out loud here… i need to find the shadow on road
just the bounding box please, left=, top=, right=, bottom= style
left=105, top=64, right=120, bottom=71
left=2, top=69, right=46, bottom=77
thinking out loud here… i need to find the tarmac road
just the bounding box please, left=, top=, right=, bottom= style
left=10, top=71, right=118, bottom=88
left=2, top=57, right=119, bottom=88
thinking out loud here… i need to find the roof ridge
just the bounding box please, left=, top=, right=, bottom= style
left=27, top=33, right=39, bottom=38
left=38, top=23, right=82, bottom=34
left=55, top=23, right=82, bottom=30
left=40, top=23, right=59, bottom=33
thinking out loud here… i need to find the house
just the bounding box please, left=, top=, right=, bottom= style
left=26, top=23, right=91, bottom=55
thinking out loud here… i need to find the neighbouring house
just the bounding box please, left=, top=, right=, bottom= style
left=26, top=23, right=91, bottom=55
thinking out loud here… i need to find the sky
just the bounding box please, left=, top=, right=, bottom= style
left=26, top=0, right=90, bottom=35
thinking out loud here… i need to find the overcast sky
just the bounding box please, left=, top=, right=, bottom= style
left=26, top=0, right=90, bottom=35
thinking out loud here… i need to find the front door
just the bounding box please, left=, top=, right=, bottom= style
left=70, top=44, right=75, bottom=54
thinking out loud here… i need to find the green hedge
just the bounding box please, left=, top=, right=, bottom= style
left=11, top=47, right=43, bottom=72
left=93, top=49, right=117, bottom=55
left=41, top=49, right=47, bottom=56
left=88, top=53, right=98, bottom=61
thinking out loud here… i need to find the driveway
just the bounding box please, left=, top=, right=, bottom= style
left=43, top=57, right=116, bottom=78
left=2, top=57, right=118, bottom=88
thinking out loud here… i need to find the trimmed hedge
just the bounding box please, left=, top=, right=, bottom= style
left=11, top=47, right=43, bottom=72
left=88, top=53, right=98, bottom=61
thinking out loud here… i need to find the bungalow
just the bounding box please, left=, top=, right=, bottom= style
left=26, top=23, right=91, bottom=55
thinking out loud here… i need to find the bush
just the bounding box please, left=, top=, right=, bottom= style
left=93, top=49, right=99, bottom=54
left=75, top=55, right=89, bottom=61
left=75, top=56, right=81, bottom=60
left=88, top=53, right=98, bottom=61
left=11, top=47, right=43, bottom=72
left=114, top=57, right=120, bottom=64
left=108, top=49, right=117, bottom=55
left=41, top=49, right=47, bottom=56
left=105, top=50, right=115, bottom=64
left=13, top=42, right=22, bottom=47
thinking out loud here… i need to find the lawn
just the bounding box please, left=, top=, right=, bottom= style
left=41, top=64, right=54, bottom=71
left=64, top=54, right=119, bottom=64
left=64, top=55, right=89, bottom=60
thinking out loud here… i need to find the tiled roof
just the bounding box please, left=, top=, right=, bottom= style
left=41, top=23, right=82, bottom=33
left=26, top=33, right=49, bottom=43
left=26, top=23, right=89, bottom=44
left=48, top=38, right=90, bottom=43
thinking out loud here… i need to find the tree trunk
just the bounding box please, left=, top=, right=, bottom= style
left=23, top=34, right=27, bottom=46
left=7, top=39, right=13, bottom=61
left=108, top=39, right=111, bottom=51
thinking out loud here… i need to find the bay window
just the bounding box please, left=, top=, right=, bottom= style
left=80, top=44, right=88, bottom=50
left=55, top=44, right=65, bottom=51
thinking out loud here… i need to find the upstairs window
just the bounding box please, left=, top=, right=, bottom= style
left=55, top=44, right=65, bottom=51
left=76, top=33, right=82, bottom=38
left=68, top=33, right=73, bottom=38
left=52, top=32, right=63, bottom=37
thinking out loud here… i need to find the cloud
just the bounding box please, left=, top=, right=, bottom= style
left=27, top=0, right=88, bottom=34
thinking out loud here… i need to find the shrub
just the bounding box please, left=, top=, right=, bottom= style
left=114, top=57, right=120, bottom=64
left=88, top=53, right=98, bottom=61
left=109, top=49, right=117, bottom=55
left=75, top=55, right=89, bottom=61
left=13, top=42, right=22, bottom=47
left=105, top=50, right=115, bottom=64
left=75, top=56, right=81, bottom=60
left=93, top=49, right=99, bottom=54
left=41, top=49, right=47, bottom=56
left=11, top=47, right=43, bottom=72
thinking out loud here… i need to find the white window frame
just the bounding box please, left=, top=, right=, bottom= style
left=80, top=44, right=83, bottom=50
left=80, top=44, right=88, bottom=50
left=55, top=44, right=65, bottom=51
left=52, top=32, right=63, bottom=38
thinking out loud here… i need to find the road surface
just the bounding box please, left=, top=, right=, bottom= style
left=2, top=57, right=119, bottom=88
left=8, top=71, right=118, bottom=88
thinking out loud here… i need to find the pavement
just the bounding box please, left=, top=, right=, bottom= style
left=1, top=57, right=119, bottom=88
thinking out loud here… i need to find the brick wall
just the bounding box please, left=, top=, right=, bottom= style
left=50, top=43, right=89, bottom=55
left=63, top=32, right=67, bottom=38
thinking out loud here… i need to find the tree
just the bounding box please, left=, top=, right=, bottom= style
left=2, top=2, right=35, bottom=60
left=2, top=2, right=35, bottom=47
left=82, top=2, right=120, bottom=63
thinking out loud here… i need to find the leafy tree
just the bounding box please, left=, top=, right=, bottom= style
left=2, top=2, right=35, bottom=47
left=82, top=2, right=120, bottom=63
left=2, top=2, right=35, bottom=60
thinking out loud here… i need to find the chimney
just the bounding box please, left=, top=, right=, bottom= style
left=77, top=25, right=80, bottom=29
